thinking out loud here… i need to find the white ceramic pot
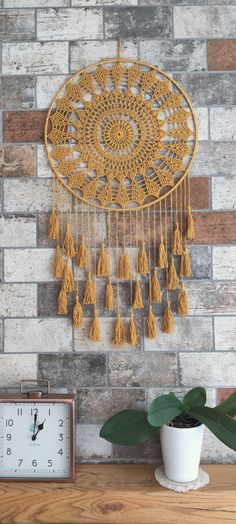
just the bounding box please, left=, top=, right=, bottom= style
left=160, top=424, right=204, bottom=483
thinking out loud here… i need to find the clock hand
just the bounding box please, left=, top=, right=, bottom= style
left=32, top=408, right=38, bottom=438
left=32, top=419, right=46, bottom=441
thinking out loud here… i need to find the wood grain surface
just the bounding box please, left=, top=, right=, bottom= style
left=0, top=464, right=236, bottom=524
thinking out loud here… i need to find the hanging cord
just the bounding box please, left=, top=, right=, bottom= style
left=72, top=199, right=83, bottom=328
left=113, top=210, right=125, bottom=345
left=162, top=196, right=174, bottom=333
left=83, top=204, right=96, bottom=304
left=104, top=209, right=114, bottom=310
left=187, top=172, right=195, bottom=240
left=167, top=191, right=179, bottom=291
left=116, top=209, right=120, bottom=313
left=133, top=208, right=143, bottom=309
left=89, top=207, right=100, bottom=341
left=146, top=206, right=156, bottom=338
left=129, top=210, right=138, bottom=345
left=151, top=203, right=162, bottom=304
left=177, top=180, right=189, bottom=315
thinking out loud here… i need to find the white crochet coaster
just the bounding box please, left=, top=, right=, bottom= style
left=154, top=465, right=209, bottom=493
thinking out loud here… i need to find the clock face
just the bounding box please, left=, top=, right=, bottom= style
left=0, top=402, right=72, bottom=479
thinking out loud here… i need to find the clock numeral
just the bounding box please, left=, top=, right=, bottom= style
left=57, top=449, right=63, bottom=456
left=17, top=408, right=22, bottom=416
left=18, top=459, right=23, bottom=466
left=6, top=448, right=11, bottom=455
left=6, top=434, right=11, bottom=441
left=58, top=419, right=64, bottom=427
left=48, top=459, right=52, bottom=467
left=6, top=419, right=13, bottom=427
left=58, top=433, right=63, bottom=441
left=32, top=459, right=37, bottom=467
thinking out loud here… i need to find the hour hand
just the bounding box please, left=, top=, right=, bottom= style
left=32, top=419, right=46, bottom=441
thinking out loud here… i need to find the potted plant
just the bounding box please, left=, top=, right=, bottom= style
left=100, top=387, right=236, bottom=483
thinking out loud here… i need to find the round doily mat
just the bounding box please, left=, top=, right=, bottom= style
left=154, top=465, right=209, bottom=492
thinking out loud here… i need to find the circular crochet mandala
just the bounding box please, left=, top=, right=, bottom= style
left=45, top=59, right=198, bottom=210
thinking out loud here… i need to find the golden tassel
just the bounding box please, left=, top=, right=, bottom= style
left=146, top=306, right=157, bottom=339
left=151, top=270, right=162, bottom=303
left=158, top=235, right=168, bottom=269
left=64, top=221, right=75, bottom=257
left=89, top=308, right=101, bottom=342
left=180, top=247, right=192, bottom=278
left=57, top=285, right=67, bottom=315
left=113, top=313, right=126, bottom=346
left=177, top=282, right=189, bottom=316
left=83, top=272, right=96, bottom=304
left=73, top=295, right=83, bottom=328
left=172, top=222, right=182, bottom=256
left=129, top=312, right=138, bottom=346
left=97, top=242, right=110, bottom=277
left=167, top=257, right=179, bottom=291
left=133, top=277, right=143, bottom=309
left=105, top=278, right=114, bottom=310
left=48, top=208, right=59, bottom=240
left=53, top=244, right=63, bottom=278
left=76, top=235, right=88, bottom=269
left=162, top=299, right=174, bottom=333
left=138, top=241, right=149, bottom=275
left=187, top=205, right=195, bottom=240
left=62, top=258, right=75, bottom=292
left=118, top=248, right=132, bottom=279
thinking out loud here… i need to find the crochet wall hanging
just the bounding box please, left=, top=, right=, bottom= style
left=45, top=41, right=198, bottom=345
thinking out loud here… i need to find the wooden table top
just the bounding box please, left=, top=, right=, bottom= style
left=0, top=464, right=236, bottom=524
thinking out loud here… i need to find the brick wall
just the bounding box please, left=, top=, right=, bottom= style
left=0, top=1, right=236, bottom=463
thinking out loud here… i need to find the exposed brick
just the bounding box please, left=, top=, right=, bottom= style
left=4, top=179, right=53, bottom=213
left=3, top=111, right=46, bottom=143
left=0, top=355, right=37, bottom=388
left=38, top=353, right=107, bottom=387
left=192, top=142, right=236, bottom=177
left=0, top=216, right=36, bottom=247
left=0, top=77, right=35, bottom=110
left=144, top=317, right=213, bottom=352
left=210, top=107, right=236, bottom=140
left=0, top=284, right=37, bottom=317
left=0, top=321, right=2, bottom=352
left=38, top=282, right=74, bottom=318
left=4, top=248, right=56, bottom=282
left=37, top=8, right=103, bottom=41
left=73, top=0, right=137, bottom=5
left=70, top=39, right=137, bottom=73
left=74, top=317, right=142, bottom=352
left=216, top=388, right=236, bottom=404
left=5, top=318, right=72, bottom=353
left=180, top=352, right=236, bottom=386
left=5, top=0, right=69, bottom=5
left=2, top=42, right=68, bottom=76
left=190, top=177, right=209, bottom=209
left=202, top=427, right=236, bottom=464
left=108, top=353, right=177, bottom=387
left=0, top=8, right=35, bottom=41
left=76, top=424, right=112, bottom=460
left=76, top=388, right=145, bottom=424
left=213, top=246, right=236, bottom=280
left=185, top=281, right=236, bottom=315
left=37, top=145, right=52, bottom=177
left=113, top=438, right=161, bottom=462
left=0, top=145, right=35, bottom=177
left=175, top=73, right=236, bottom=106
left=193, top=211, right=236, bottom=244
left=140, top=39, right=206, bottom=71
left=212, top=176, right=236, bottom=211
left=208, top=40, right=236, bottom=71
left=105, top=6, right=171, bottom=39
left=174, top=6, right=236, bottom=38
left=215, top=317, right=236, bottom=351
left=36, top=75, right=68, bottom=109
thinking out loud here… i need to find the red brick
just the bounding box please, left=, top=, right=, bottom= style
left=217, top=388, right=236, bottom=404
left=193, top=211, right=236, bottom=244
left=0, top=145, right=35, bottom=177
left=3, top=111, right=47, bottom=143
left=208, top=40, right=236, bottom=71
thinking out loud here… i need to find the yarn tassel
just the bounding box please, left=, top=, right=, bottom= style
left=118, top=248, right=132, bottom=279
left=151, top=270, right=162, bottom=303
left=105, top=278, right=114, bottom=310
left=133, top=277, right=143, bottom=309
left=180, top=247, right=192, bottom=278
left=62, top=258, right=75, bottom=292
left=167, top=257, right=179, bottom=291
left=138, top=241, right=149, bottom=275
left=146, top=306, right=157, bottom=339
left=97, top=243, right=110, bottom=277
left=83, top=272, right=96, bottom=304
left=89, top=308, right=101, bottom=342
left=53, top=244, right=63, bottom=278
left=177, top=282, right=189, bottom=316
left=76, top=235, right=88, bottom=269
left=113, top=313, right=126, bottom=346
left=187, top=205, right=195, bottom=240
left=129, top=312, right=138, bottom=346
left=48, top=208, right=59, bottom=240
left=64, top=221, right=75, bottom=257
left=158, top=235, right=168, bottom=269
left=172, top=222, right=182, bottom=256
left=72, top=295, right=83, bottom=328
left=162, top=299, right=174, bottom=333
left=57, top=285, right=68, bottom=315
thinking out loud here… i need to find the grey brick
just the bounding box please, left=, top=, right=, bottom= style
left=180, top=352, right=236, bottom=386
left=4, top=248, right=55, bottom=282
left=73, top=0, right=137, bottom=5
left=105, top=7, right=171, bottom=39
left=186, top=281, right=236, bottom=315
left=177, top=245, right=211, bottom=279
left=213, top=246, right=236, bottom=280
left=74, top=317, right=142, bottom=352
left=212, top=176, right=236, bottom=210
left=144, top=317, right=213, bottom=352
left=0, top=354, right=37, bottom=388
left=0, top=9, right=35, bottom=41
left=37, top=8, right=103, bottom=41
left=214, top=317, right=236, bottom=351
left=5, top=0, right=69, bottom=5
left=210, top=107, right=236, bottom=141
left=0, top=284, right=37, bottom=317
left=140, top=39, right=206, bottom=72
left=113, top=437, right=161, bottom=462
left=191, top=142, right=236, bottom=177
left=0, top=251, right=2, bottom=283
left=174, top=6, right=236, bottom=38
left=76, top=424, right=112, bottom=460
left=0, top=216, right=36, bottom=247
left=175, top=73, right=236, bottom=106
left=108, top=353, right=177, bottom=387
left=5, top=318, right=72, bottom=353
left=0, top=77, right=34, bottom=110
left=2, top=42, right=69, bottom=75
left=77, top=388, right=145, bottom=423
left=4, top=179, right=54, bottom=213
left=38, top=282, right=74, bottom=317
left=0, top=320, right=2, bottom=352
left=0, top=145, right=35, bottom=178
left=38, top=353, right=107, bottom=387
left=70, top=39, right=137, bottom=73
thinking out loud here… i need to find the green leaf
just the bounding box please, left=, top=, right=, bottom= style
left=215, top=391, right=236, bottom=417
left=183, top=387, right=206, bottom=409
left=147, top=393, right=184, bottom=428
left=99, top=410, right=159, bottom=446
left=189, top=406, right=236, bottom=451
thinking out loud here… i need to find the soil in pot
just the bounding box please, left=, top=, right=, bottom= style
left=168, top=414, right=201, bottom=429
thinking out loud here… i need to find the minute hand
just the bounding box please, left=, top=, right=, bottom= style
left=32, top=419, right=46, bottom=441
